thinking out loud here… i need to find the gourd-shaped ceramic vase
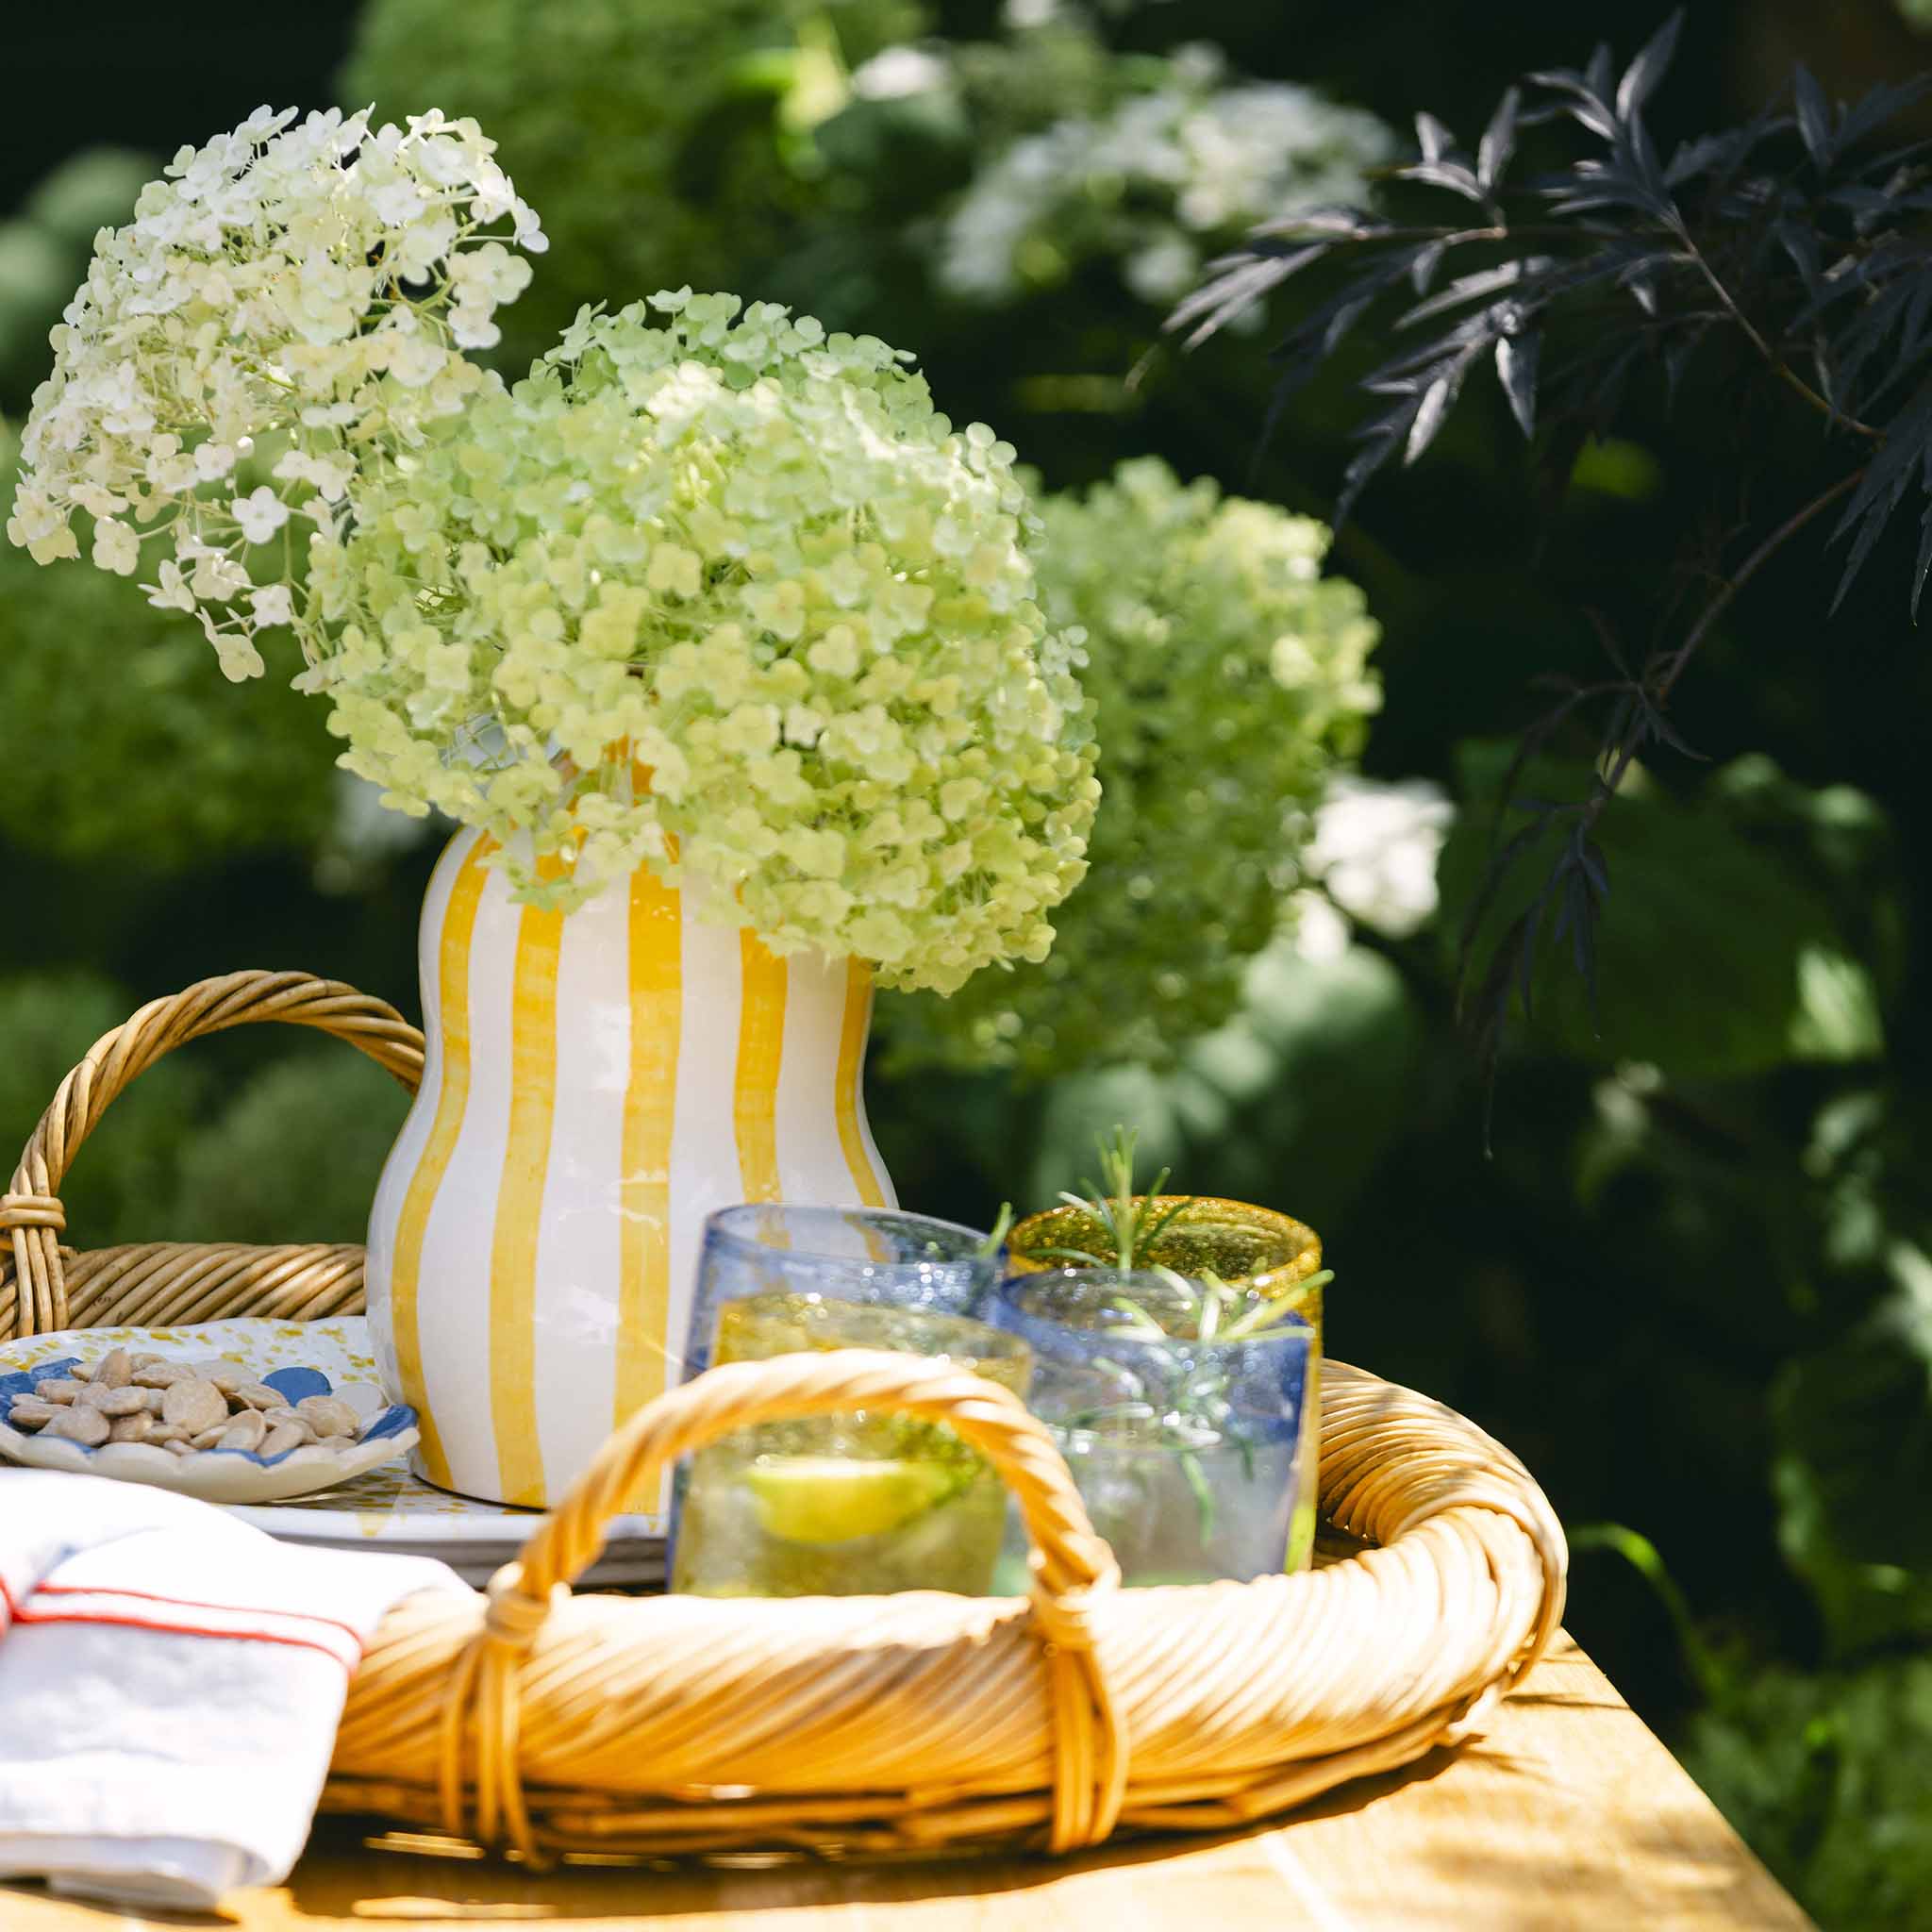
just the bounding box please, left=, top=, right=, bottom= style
left=364, top=824, right=896, bottom=1510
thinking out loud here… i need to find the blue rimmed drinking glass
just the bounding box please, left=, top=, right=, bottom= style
left=677, top=1204, right=1004, bottom=1379
left=669, top=1204, right=1023, bottom=1596
left=991, top=1266, right=1316, bottom=1589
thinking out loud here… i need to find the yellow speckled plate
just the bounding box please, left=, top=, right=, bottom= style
left=0, top=1317, right=416, bottom=1502
left=0, top=1320, right=662, bottom=1588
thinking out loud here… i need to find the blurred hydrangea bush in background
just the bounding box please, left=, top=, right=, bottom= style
left=881, top=456, right=1381, bottom=1074
left=931, top=42, right=1392, bottom=308
left=341, top=0, right=924, bottom=368
left=1306, top=776, right=1454, bottom=941
left=0, top=424, right=337, bottom=866
left=341, top=0, right=1393, bottom=356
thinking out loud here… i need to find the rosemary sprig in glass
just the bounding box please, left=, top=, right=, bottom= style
left=1063, top=1265, right=1330, bottom=1543
left=1036, top=1126, right=1199, bottom=1268
left=976, top=1203, right=1015, bottom=1259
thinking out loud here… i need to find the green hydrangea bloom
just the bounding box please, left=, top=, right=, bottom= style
left=308, top=291, right=1098, bottom=993
left=880, top=457, right=1379, bottom=1074
left=341, top=0, right=923, bottom=369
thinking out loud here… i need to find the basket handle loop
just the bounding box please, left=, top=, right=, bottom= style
left=441, top=1348, right=1126, bottom=1864
left=2, top=970, right=423, bottom=1340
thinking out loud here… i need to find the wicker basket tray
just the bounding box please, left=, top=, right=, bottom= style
left=0, top=971, right=1568, bottom=1865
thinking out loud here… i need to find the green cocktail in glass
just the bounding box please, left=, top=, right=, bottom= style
left=668, top=1205, right=1027, bottom=1598
left=672, top=1291, right=1032, bottom=1596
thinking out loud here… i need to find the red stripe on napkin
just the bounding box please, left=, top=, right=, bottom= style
left=34, top=1582, right=366, bottom=1651
left=11, top=1605, right=356, bottom=1673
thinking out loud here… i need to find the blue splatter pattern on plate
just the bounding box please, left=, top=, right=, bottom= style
left=0, top=1357, right=415, bottom=1466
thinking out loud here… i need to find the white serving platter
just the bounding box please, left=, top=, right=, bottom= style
left=0, top=1319, right=663, bottom=1590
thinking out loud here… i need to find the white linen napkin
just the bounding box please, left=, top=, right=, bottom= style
left=0, top=1470, right=468, bottom=1909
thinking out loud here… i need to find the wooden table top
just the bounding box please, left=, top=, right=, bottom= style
left=1, top=1634, right=1811, bottom=1931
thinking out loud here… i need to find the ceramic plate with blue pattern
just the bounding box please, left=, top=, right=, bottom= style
left=0, top=1321, right=419, bottom=1503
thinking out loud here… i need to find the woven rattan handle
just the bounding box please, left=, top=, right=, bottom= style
left=1, top=970, right=424, bottom=1340
left=442, top=1349, right=1126, bottom=1861
left=519, top=1348, right=1114, bottom=1602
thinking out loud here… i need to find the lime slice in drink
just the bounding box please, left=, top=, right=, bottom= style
left=744, top=1455, right=959, bottom=1544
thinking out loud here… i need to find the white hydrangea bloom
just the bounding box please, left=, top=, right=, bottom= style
left=939, top=55, right=1393, bottom=304
left=850, top=46, right=951, bottom=102
left=1287, top=888, right=1354, bottom=964
left=7, top=106, right=544, bottom=672
left=1307, top=775, right=1454, bottom=938
left=249, top=583, right=296, bottom=628
left=230, top=487, right=291, bottom=546
left=941, top=122, right=1089, bottom=302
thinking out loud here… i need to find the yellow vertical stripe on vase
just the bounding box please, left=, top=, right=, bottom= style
left=615, top=864, right=682, bottom=1423
left=835, top=958, right=888, bottom=1208
left=734, top=930, right=789, bottom=1203
left=489, top=867, right=567, bottom=1507
left=389, top=835, right=495, bottom=1489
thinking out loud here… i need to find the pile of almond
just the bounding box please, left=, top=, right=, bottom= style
left=4, top=1347, right=373, bottom=1463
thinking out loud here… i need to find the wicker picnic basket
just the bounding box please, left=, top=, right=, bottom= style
left=0, top=970, right=1568, bottom=1864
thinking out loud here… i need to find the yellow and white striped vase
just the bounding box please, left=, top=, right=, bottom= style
left=363, top=824, right=896, bottom=1511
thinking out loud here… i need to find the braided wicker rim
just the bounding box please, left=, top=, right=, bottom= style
left=0, top=971, right=422, bottom=1340
left=1, top=971, right=1569, bottom=1864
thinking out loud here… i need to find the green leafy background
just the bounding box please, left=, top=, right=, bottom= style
left=7, top=3, right=1932, bottom=1924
